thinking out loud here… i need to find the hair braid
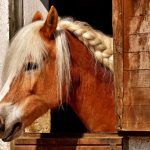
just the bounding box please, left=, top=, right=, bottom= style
left=59, top=19, right=113, bottom=72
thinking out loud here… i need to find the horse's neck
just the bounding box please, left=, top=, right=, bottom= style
left=66, top=31, right=116, bottom=132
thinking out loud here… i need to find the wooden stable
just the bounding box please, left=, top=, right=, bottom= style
left=113, top=0, right=150, bottom=131
left=11, top=133, right=122, bottom=150
left=7, top=0, right=150, bottom=149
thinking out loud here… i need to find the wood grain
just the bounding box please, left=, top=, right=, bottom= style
left=126, top=34, right=150, bottom=53
left=123, top=0, right=150, bottom=17
left=124, top=52, right=150, bottom=70
left=129, top=15, right=150, bottom=34
left=124, top=87, right=150, bottom=106
left=124, top=70, right=150, bottom=88
left=123, top=105, right=150, bottom=130
left=11, top=133, right=122, bottom=150
left=115, top=0, right=150, bottom=131
left=9, top=0, right=23, bottom=38
left=113, top=0, right=124, bottom=130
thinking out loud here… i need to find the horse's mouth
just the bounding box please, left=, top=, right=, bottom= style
left=2, top=122, right=22, bottom=142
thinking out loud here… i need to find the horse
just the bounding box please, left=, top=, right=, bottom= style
left=0, top=6, right=116, bottom=142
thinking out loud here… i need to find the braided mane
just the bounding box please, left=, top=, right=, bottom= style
left=58, top=18, right=113, bottom=72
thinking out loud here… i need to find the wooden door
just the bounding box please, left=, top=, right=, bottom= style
left=113, top=0, right=150, bottom=131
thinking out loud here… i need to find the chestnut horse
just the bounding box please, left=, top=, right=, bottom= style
left=0, top=6, right=116, bottom=142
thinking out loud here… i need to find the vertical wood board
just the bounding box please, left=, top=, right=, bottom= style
left=113, top=0, right=124, bottom=130
left=115, top=0, right=150, bottom=130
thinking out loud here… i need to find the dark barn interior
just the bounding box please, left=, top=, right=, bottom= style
left=41, top=0, right=112, bottom=133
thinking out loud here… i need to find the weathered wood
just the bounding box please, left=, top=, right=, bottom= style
left=11, top=146, right=122, bottom=150
left=124, top=70, right=150, bottom=88
left=123, top=0, right=150, bottom=17
left=129, top=15, right=150, bottom=34
left=124, top=51, right=150, bottom=70
left=9, top=0, right=23, bottom=39
left=113, top=0, right=124, bottom=130
left=124, top=87, right=150, bottom=105
left=11, top=133, right=122, bottom=150
left=127, top=34, right=150, bottom=52
left=123, top=105, right=150, bottom=130
left=114, top=0, right=150, bottom=131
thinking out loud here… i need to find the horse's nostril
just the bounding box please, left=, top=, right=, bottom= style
left=0, top=124, right=5, bottom=132
left=0, top=116, right=5, bottom=132
left=13, top=122, right=22, bottom=131
left=2, top=121, right=22, bottom=142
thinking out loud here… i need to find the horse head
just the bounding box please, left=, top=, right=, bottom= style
left=0, top=6, right=63, bottom=141
left=0, top=5, right=116, bottom=142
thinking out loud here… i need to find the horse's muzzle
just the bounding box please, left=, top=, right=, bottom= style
left=2, top=121, right=22, bottom=142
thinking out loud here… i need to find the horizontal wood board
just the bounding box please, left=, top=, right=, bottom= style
left=11, top=133, right=122, bottom=150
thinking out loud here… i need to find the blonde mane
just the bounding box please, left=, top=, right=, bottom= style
left=0, top=17, right=113, bottom=101
left=0, top=21, right=47, bottom=100
left=59, top=18, right=113, bottom=71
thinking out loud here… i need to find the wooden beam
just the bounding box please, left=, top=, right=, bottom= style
left=112, top=0, right=124, bottom=130
left=9, top=0, right=23, bottom=39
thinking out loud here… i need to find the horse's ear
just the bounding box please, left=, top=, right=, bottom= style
left=32, top=11, right=43, bottom=22
left=40, top=6, right=58, bottom=38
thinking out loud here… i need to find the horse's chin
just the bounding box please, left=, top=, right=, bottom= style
left=2, top=123, right=24, bottom=142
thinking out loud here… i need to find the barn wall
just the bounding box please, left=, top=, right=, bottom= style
left=114, top=0, right=150, bottom=131
left=122, top=0, right=150, bottom=131
left=113, top=0, right=150, bottom=149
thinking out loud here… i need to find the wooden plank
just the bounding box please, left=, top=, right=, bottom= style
left=15, top=133, right=122, bottom=139
left=12, top=145, right=122, bottom=150
left=124, top=70, right=150, bottom=88
left=122, top=0, right=150, bottom=131
left=122, top=105, right=150, bottom=130
left=14, top=135, right=122, bottom=145
left=9, top=0, right=23, bottom=39
left=11, top=133, right=122, bottom=150
left=23, top=0, right=48, bottom=25
left=123, top=0, right=150, bottom=17
left=126, top=34, right=150, bottom=52
left=124, top=87, right=150, bottom=106
left=129, top=15, right=150, bottom=35
left=112, top=0, right=124, bottom=130
left=124, top=52, right=150, bottom=70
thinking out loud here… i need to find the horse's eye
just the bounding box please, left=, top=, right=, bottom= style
left=25, top=62, right=38, bottom=71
